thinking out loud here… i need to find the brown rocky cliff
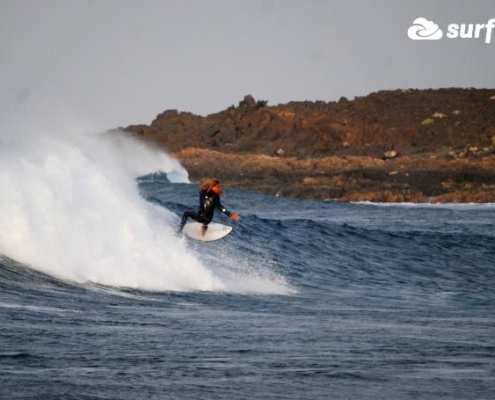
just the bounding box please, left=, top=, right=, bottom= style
left=126, top=89, right=495, bottom=202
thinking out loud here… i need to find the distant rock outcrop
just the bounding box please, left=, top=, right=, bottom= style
left=126, top=88, right=495, bottom=202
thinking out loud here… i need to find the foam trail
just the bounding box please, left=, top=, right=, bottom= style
left=0, top=120, right=224, bottom=291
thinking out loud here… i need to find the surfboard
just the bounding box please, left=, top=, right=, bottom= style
left=182, top=222, right=233, bottom=242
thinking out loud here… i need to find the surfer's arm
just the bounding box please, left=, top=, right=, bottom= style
left=217, top=202, right=232, bottom=217
left=216, top=199, right=240, bottom=221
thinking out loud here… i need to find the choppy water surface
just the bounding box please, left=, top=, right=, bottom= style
left=1, top=131, right=494, bottom=399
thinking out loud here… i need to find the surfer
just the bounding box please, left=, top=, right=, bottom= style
left=179, top=178, right=240, bottom=234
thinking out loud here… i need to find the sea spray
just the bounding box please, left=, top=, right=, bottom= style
left=0, top=123, right=224, bottom=291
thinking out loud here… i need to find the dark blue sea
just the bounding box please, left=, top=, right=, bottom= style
left=1, top=132, right=495, bottom=399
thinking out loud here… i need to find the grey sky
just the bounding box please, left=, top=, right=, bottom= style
left=1, top=0, right=494, bottom=132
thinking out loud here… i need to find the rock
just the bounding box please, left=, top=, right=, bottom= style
left=383, top=150, right=399, bottom=160
left=124, top=88, right=495, bottom=203
left=239, top=95, right=256, bottom=108
left=432, top=112, right=447, bottom=118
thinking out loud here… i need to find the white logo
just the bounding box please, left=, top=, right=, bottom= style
left=408, top=17, right=443, bottom=40
left=408, top=17, right=495, bottom=43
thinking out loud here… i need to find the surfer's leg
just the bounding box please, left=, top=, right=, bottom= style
left=179, top=211, right=199, bottom=232
left=200, top=216, right=212, bottom=236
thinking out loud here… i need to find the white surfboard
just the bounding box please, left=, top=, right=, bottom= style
left=182, top=222, right=233, bottom=242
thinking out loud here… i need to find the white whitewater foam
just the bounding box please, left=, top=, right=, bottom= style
left=0, top=116, right=292, bottom=295
left=352, top=201, right=495, bottom=210
left=0, top=117, right=220, bottom=291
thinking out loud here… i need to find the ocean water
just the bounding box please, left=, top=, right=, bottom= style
left=1, top=130, right=495, bottom=399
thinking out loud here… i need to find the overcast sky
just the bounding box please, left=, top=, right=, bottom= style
left=1, top=0, right=494, bottom=132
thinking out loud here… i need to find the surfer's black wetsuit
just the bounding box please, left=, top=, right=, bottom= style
left=179, top=189, right=233, bottom=231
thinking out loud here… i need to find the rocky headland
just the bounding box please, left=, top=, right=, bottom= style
left=125, top=88, right=495, bottom=202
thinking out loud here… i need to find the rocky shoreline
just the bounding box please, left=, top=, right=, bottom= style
left=125, top=88, right=495, bottom=202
